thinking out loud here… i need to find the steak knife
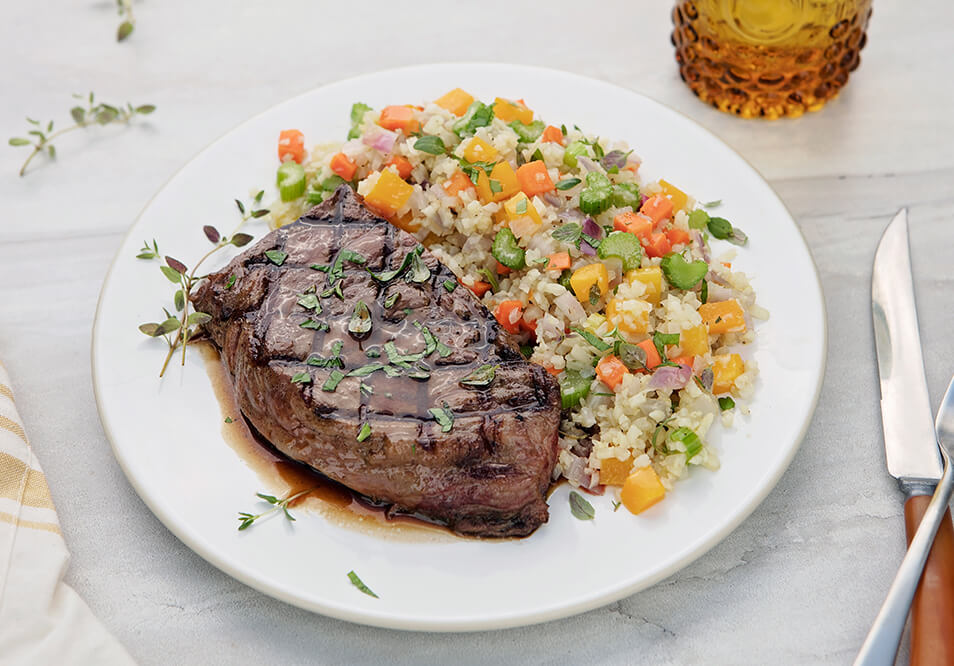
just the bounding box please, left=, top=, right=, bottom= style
left=871, top=208, right=954, bottom=664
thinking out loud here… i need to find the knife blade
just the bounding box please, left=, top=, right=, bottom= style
left=872, top=208, right=942, bottom=490
left=871, top=208, right=954, bottom=666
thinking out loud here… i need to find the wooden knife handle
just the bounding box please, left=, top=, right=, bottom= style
left=904, top=495, right=954, bottom=665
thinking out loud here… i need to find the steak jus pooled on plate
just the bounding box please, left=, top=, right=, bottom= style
left=193, top=186, right=561, bottom=537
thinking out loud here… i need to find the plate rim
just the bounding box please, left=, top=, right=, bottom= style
left=91, top=62, right=828, bottom=632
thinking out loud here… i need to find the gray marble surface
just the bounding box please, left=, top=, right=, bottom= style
left=3, top=1, right=953, bottom=663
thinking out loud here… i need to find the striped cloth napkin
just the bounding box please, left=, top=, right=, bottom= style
left=0, top=361, right=134, bottom=665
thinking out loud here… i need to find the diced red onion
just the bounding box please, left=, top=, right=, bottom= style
left=580, top=240, right=597, bottom=256
left=706, top=282, right=736, bottom=302
left=648, top=364, right=693, bottom=390
left=565, top=455, right=587, bottom=486
left=541, top=192, right=563, bottom=208
left=690, top=230, right=710, bottom=263
left=707, top=270, right=731, bottom=287
left=577, top=156, right=602, bottom=173
left=640, top=194, right=649, bottom=206
left=362, top=129, right=398, bottom=153
left=582, top=217, right=602, bottom=239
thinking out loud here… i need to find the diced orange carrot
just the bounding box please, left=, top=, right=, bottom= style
left=640, top=194, right=674, bottom=226
left=443, top=170, right=476, bottom=197
left=613, top=211, right=653, bottom=237
left=635, top=339, right=662, bottom=371
left=698, top=299, right=746, bottom=334
left=666, top=227, right=691, bottom=247
left=624, top=164, right=640, bottom=174
left=670, top=355, right=694, bottom=370
left=378, top=105, right=420, bottom=133
left=546, top=252, right=571, bottom=271
left=596, top=355, right=630, bottom=391
left=433, top=88, right=474, bottom=116
left=600, top=455, right=634, bottom=486
left=515, top=160, right=554, bottom=197
left=385, top=155, right=413, bottom=180
left=496, top=261, right=511, bottom=276
left=644, top=231, right=672, bottom=258
left=541, top=125, right=564, bottom=145
left=722, top=262, right=732, bottom=269
left=544, top=365, right=562, bottom=376
left=278, top=129, right=306, bottom=164
left=467, top=281, right=492, bottom=298
left=330, top=152, right=357, bottom=181
left=494, top=300, right=524, bottom=334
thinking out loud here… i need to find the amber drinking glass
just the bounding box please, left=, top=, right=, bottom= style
left=672, top=0, right=872, bottom=119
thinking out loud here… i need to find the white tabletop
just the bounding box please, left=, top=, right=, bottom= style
left=2, top=1, right=953, bottom=663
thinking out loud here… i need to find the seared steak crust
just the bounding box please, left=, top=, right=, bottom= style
left=193, top=186, right=560, bottom=537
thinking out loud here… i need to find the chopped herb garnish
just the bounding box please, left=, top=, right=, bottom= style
left=356, top=422, right=372, bottom=442
left=348, top=300, right=372, bottom=338
left=383, top=292, right=400, bottom=308
left=406, top=252, right=431, bottom=283
left=588, top=284, right=601, bottom=306
left=347, top=570, right=379, bottom=598
left=413, top=135, right=446, bottom=155
left=530, top=148, right=544, bottom=163
left=555, top=177, right=582, bottom=191
left=297, top=290, right=321, bottom=312
left=612, top=500, right=621, bottom=512
left=360, top=383, right=373, bottom=396
left=454, top=101, right=494, bottom=137
left=300, top=319, right=329, bottom=331
left=700, top=280, right=708, bottom=304
left=322, top=369, right=345, bottom=392
left=477, top=268, right=499, bottom=292
left=367, top=246, right=423, bottom=283
left=569, top=491, right=596, bottom=520
left=224, top=416, right=233, bottom=423
left=365, top=347, right=381, bottom=358
left=428, top=402, right=454, bottom=432
left=384, top=340, right=426, bottom=366
left=306, top=340, right=344, bottom=368
left=489, top=179, right=503, bottom=194
left=224, top=274, right=236, bottom=289
left=443, top=279, right=457, bottom=292
left=653, top=332, right=680, bottom=359
left=515, top=198, right=528, bottom=215
left=571, top=327, right=611, bottom=352
left=264, top=249, right=287, bottom=266
left=707, top=216, right=748, bottom=246
left=552, top=222, right=583, bottom=248
left=719, top=396, right=736, bottom=411
left=702, top=199, right=722, bottom=208
left=460, top=364, right=496, bottom=388
left=290, top=371, right=311, bottom=385
left=347, top=363, right=386, bottom=377
left=617, top=341, right=649, bottom=372
left=237, top=488, right=314, bottom=531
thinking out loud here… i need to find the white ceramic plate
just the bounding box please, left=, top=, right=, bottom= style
left=92, top=63, right=826, bottom=631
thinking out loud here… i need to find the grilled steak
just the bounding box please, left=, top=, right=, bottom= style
left=193, top=186, right=561, bottom=537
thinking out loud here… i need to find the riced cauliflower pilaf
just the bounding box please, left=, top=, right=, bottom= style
left=266, top=89, right=766, bottom=515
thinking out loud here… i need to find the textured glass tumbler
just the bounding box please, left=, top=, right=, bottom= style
left=672, top=0, right=872, bottom=119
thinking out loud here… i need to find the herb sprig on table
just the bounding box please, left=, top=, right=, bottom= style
left=138, top=193, right=268, bottom=376
left=237, top=488, right=316, bottom=530
left=9, top=92, right=155, bottom=177
left=116, top=0, right=135, bottom=41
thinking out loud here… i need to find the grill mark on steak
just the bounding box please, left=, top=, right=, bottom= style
left=193, top=186, right=561, bottom=537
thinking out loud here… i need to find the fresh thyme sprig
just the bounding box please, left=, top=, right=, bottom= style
left=138, top=192, right=268, bottom=376
left=9, top=92, right=155, bottom=176
left=116, top=0, right=135, bottom=41
left=237, top=488, right=315, bottom=531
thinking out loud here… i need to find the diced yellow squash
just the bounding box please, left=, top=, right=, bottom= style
left=502, top=192, right=542, bottom=239
left=679, top=324, right=710, bottom=357
left=658, top=179, right=689, bottom=212
left=463, top=136, right=498, bottom=163
left=365, top=170, right=414, bottom=219
left=698, top=299, right=746, bottom=334
left=475, top=170, right=494, bottom=204
left=600, top=455, right=633, bottom=486
left=712, top=353, right=744, bottom=394
left=621, top=466, right=666, bottom=514
left=489, top=161, right=520, bottom=202
left=569, top=263, right=609, bottom=303
left=606, top=298, right=650, bottom=335
left=626, top=267, right=663, bottom=304
left=434, top=88, right=474, bottom=116
left=493, top=97, right=533, bottom=124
